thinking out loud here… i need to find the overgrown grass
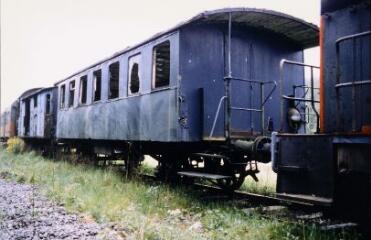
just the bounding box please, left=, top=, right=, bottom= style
left=6, top=137, right=25, bottom=154
left=240, top=163, right=277, bottom=196
left=0, top=149, right=360, bottom=240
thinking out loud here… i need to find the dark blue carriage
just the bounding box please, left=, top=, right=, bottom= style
left=53, top=8, right=318, bottom=189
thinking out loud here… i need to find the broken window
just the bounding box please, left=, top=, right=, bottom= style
left=68, top=80, right=75, bottom=107
left=60, top=85, right=66, bottom=109
left=93, top=70, right=102, bottom=102
left=79, top=75, right=88, bottom=104
left=33, top=96, right=37, bottom=107
left=153, top=41, right=170, bottom=88
left=128, top=54, right=140, bottom=94
left=109, top=62, right=120, bottom=99
left=45, top=94, right=51, bottom=114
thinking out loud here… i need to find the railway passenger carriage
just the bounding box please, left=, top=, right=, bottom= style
left=0, top=88, right=42, bottom=142
left=55, top=33, right=179, bottom=142
left=52, top=8, right=318, bottom=188
left=1, top=3, right=369, bottom=219
left=17, top=87, right=58, bottom=152
left=0, top=102, right=19, bottom=141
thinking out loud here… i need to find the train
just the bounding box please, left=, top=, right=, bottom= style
left=1, top=7, right=319, bottom=189
left=273, top=0, right=371, bottom=219
left=1, top=1, right=370, bottom=218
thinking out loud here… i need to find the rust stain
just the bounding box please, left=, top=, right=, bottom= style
left=361, top=125, right=371, bottom=135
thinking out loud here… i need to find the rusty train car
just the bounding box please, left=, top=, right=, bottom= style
left=0, top=102, right=18, bottom=141
left=0, top=88, right=42, bottom=142
left=273, top=0, right=371, bottom=219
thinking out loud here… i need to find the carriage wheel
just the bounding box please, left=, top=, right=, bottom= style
left=216, top=171, right=246, bottom=191
left=155, top=154, right=192, bottom=184
left=124, top=143, right=143, bottom=178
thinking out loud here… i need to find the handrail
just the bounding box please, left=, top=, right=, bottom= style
left=336, top=31, right=371, bottom=45
left=224, top=76, right=277, bottom=107
left=209, top=96, right=227, bottom=138
left=282, top=95, right=320, bottom=103
left=280, top=59, right=320, bottom=69
left=262, top=80, right=277, bottom=106
left=335, top=80, right=371, bottom=88
left=225, top=76, right=277, bottom=136
left=210, top=77, right=277, bottom=138
left=335, top=31, right=371, bottom=132
left=231, top=107, right=262, bottom=112
left=280, top=59, right=320, bottom=133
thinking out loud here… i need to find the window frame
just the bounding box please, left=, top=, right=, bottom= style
left=45, top=93, right=51, bottom=114
left=60, top=84, right=66, bottom=109
left=79, top=75, right=88, bottom=105
left=152, top=41, right=171, bottom=90
left=68, top=80, right=76, bottom=108
left=108, top=62, right=120, bottom=100
left=33, top=96, right=38, bottom=108
left=92, top=69, right=102, bottom=102
left=128, top=53, right=141, bottom=96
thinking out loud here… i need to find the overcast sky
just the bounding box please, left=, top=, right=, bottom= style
left=0, top=0, right=320, bottom=109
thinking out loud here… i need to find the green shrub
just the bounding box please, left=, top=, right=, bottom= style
left=6, top=137, right=25, bottom=154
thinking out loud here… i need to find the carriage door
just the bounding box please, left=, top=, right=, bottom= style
left=223, top=37, right=275, bottom=139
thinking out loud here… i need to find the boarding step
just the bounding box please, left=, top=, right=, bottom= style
left=177, top=171, right=231, bottom=180
left=276, top=193, right=333, bottom=206
left=192, top=153, right=229, bottom=159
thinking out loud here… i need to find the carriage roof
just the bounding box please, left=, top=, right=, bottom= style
left=55, top=8, right=319, bottom=86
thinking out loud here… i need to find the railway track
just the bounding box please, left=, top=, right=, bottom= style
left=139, top=173, right=365, bottom=236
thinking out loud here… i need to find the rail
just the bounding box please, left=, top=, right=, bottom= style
left=335, top=30, right=371, bottom=132
left=209, top=78, right=276, bottom=138
left=279, top=59, right=320, bottom=133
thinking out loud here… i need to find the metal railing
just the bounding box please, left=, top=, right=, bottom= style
left=335, top=30, right=371, bottom=132
left=279, top=59, right=320, bottom=133
left=209, top=77, right=276, bottom=139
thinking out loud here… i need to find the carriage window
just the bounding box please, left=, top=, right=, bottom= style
left=109, top=62, right=120, bottom=99
left=128, top=54, right=140, bottom=94
left=33, top=96, right=37, bottom=107
left=153, top=41, right=170, bottom=88
left=93, top=70, right=102, bottom=102
left=79, top=75, right=88, bottom=104
left=68, top=80, right=75, bottom=107
left=60, top=85, right=66, bottom=108
left=45, top=94, right=51, bottom=114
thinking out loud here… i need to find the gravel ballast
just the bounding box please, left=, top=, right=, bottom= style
left=0, top=177, right=119, bottom=240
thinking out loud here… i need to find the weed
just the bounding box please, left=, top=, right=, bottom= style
left=6, top=137, right=25, bottom=154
